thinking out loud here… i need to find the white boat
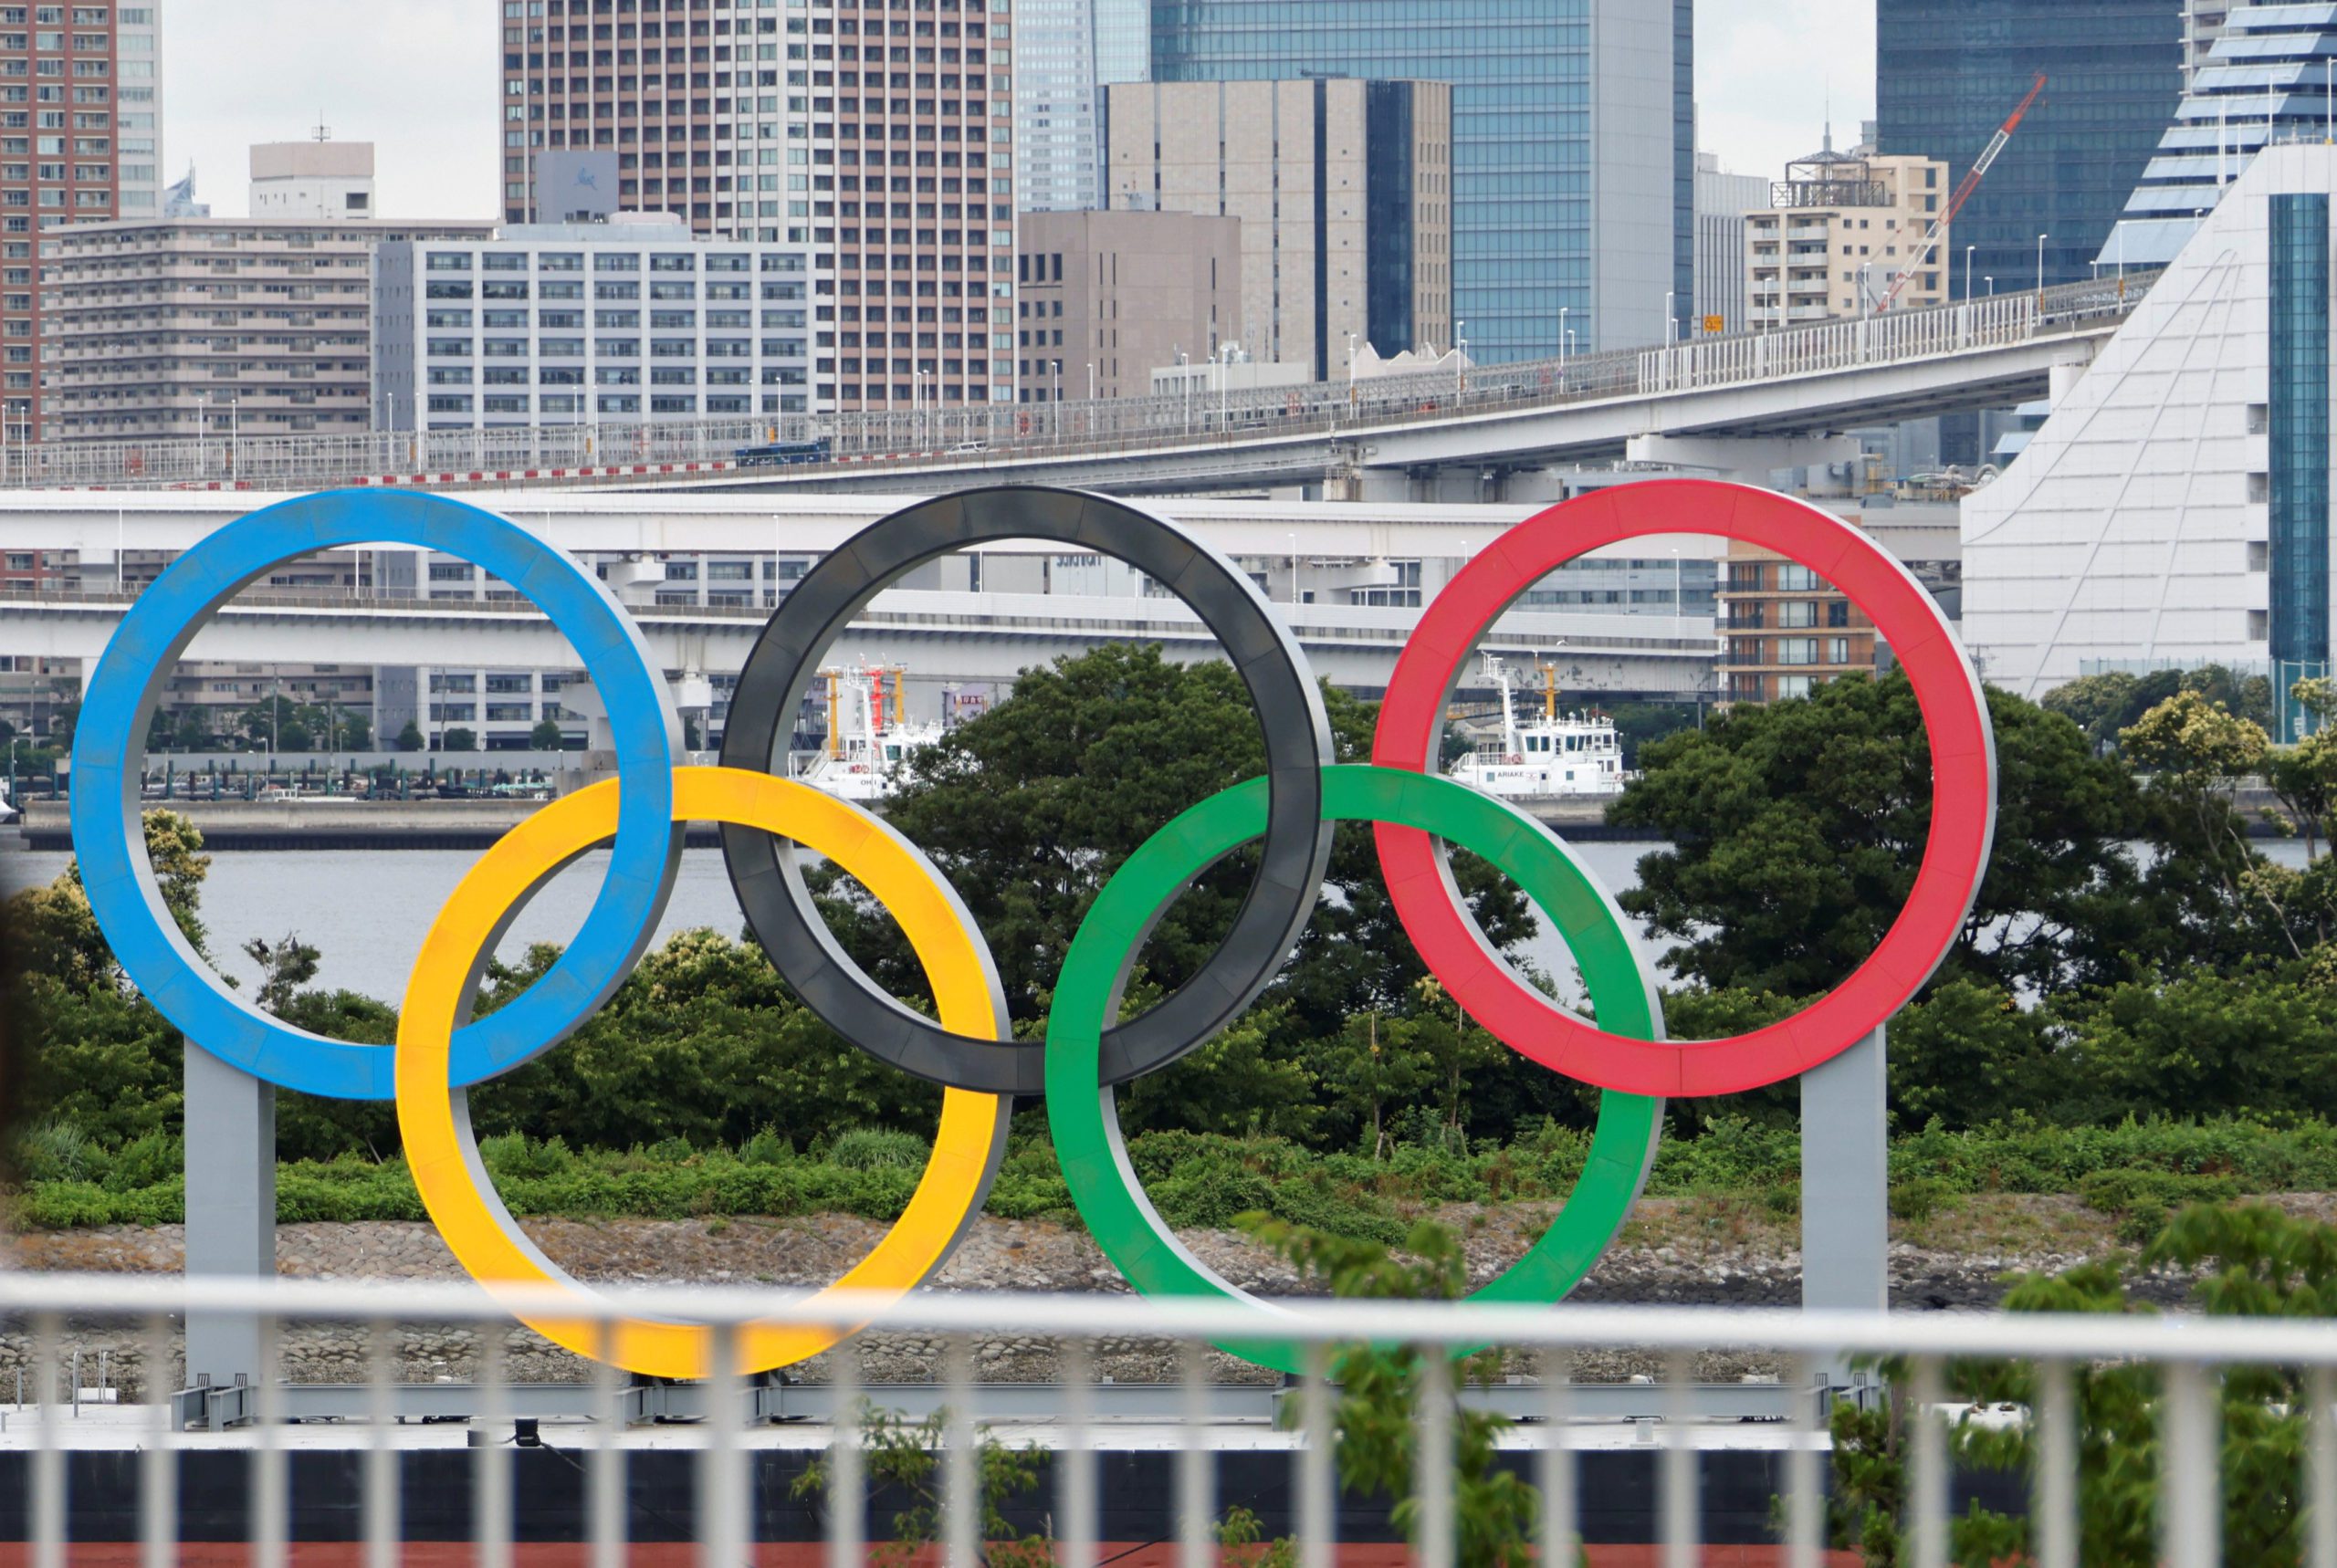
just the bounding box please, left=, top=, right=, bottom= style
left=793, top=662, right=944, bottom=804
left=1446, top=653, right=1632, bottom=801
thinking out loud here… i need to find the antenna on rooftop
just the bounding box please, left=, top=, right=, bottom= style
left=312, top=116, right=331, bottom=143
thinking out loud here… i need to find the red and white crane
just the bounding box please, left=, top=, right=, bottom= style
left=1880, top=73, right=2048, bottom=312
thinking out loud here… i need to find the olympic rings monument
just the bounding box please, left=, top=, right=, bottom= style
left=68, top=480, right=1996, bottom=1406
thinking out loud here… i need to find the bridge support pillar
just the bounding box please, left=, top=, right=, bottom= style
left=1624, top=433, right=1861, bottom=485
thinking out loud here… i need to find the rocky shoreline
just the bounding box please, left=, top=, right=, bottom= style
left=0, top=1196, right=2246, bottom=1396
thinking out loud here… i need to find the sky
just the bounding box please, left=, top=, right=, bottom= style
left=163, top=0, right=1873, bottom=221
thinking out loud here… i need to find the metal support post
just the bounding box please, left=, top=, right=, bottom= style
left=1801, top=1023, right=1888, bottom=1397
left=183, top=1045, right=277, bottom=1395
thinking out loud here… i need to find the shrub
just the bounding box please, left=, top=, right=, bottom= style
left=826, top=1127, right=933, bottom=1171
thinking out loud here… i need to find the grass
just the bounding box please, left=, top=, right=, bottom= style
left=13, top=1114, right=2337, bottom=1234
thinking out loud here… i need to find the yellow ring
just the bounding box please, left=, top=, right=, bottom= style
left=393, top=765, right=1012, bottom=1379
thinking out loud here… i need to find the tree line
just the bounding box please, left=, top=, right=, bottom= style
left=9, top=644, right=2336, bottom=1167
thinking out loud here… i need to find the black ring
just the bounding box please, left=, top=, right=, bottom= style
left=718, top=486, right=1333, bottom=1096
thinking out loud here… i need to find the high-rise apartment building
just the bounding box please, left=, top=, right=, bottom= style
left=0, top=0, right=163, bottom=428
left=1148, top=0, right=1692, bottom=360
left=499, top=0, right=1016, bottom=411
left=1017, top=0, right=1146, bottom=212
left=1876, top=0, right=2180, bottom=295
left=2099, top=1, right=2336, bottom=268
left=1744, top=134, right=1951, bottom=329
left=1104, top=77, right=1449, bottom=380
left=39, top=213, right=496, bottom=443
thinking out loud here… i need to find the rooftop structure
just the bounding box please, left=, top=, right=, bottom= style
left=248, top=139, right=374, bottom=221
left=1745, top=132, right=1951, bottom=329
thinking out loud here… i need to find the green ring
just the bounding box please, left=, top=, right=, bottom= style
left=1043, top=763, right=1666, bottom=1374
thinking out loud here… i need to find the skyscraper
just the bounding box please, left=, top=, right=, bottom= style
left=2099, top=1, right=2337, bottom=268
left=1, top=0, right=164, bottom=433
left=1018, top=0, right=1147, bottom=212
left=1875, top=0, right=2181, bottom=296
left=1148, top=0, right=1692, bottom=361
left=500, top=0, right=1015, bottom=411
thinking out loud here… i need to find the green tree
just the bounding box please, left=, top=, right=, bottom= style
left=1833, top=1202, right=2337, bottom=1567
left=529, top=717, right=567, bottom=750
left=1321, top=1011, right=1435, bottom=1159
left=816, top=643, right=1534, bottom=1040
left=1609, top=674, right=2170, bottom=998
left=394, top=718, right=424, bottom=753
left=442, top=727, right=477, bottom=752
left=1246, top=1217, right=1541, bottom=1568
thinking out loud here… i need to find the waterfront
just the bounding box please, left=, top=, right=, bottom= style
left=0, top=839, right=1682, bottom=1005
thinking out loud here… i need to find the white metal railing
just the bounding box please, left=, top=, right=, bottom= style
left=0, top=272, right=2159, bottom=496
left=0, top=1270, right=2331, bottom=1566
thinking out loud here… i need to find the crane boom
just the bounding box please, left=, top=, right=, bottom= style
left=1880, top=72, right=2047, bottom=311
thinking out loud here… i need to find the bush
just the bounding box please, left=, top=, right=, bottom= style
left=826, top=1127, right=932, bottom=1171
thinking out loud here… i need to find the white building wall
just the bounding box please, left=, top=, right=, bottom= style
left=1962, top=143, right=2337, bottom=698
left=1693, top=154, right=1766, bottom=333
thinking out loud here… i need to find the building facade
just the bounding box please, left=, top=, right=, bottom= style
left=1962, top=143, right=2337, bottom=737
left=1693, top=152, right=1766, bottom=335
left=1014, top=207, right=1236, bottom=401
left=1877, top=0, right=2181, bottom=296
left=372, top=219, right=828, bottom=432
left=1745, top=136, right=1951, bottom=329
left=498, top=0, right=1016, bottom=412
left=1104, top=77, right=1449, bottom=380
left=2098, top=1, right=2337, bottom=268
left=1017, top=0, right=1147, bottom=213
left=37, top=214, right=497, bottom=444
left=1148, top=0, right=1691, bottom=361
left=1719, top=502, right=1959, bottom=705
left=249, top=140, right=375, bottom=221
left=1, top=0, right=163, bottom=429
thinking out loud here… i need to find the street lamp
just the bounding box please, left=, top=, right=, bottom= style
left=1664, top=289, right=1677, bottom=342
left=1557, top=307, right=1568, bottom=383
left=196, top=392, right=207, bottom=474
left=1288, top=531, right=1298, bottom=606
left=230, top=396, right=241, bottom=477
left=2035, top=233, right=2049, bottom=305
left=1177, top=347, right=1190, bottom=429
left=1086, top=361, right=1095, bottom=402
left=1454, top=319, right=1467, bottom=395
left=1965, top=244, right=1975, bottom=302
left=1985, top=275, right=1995, bottom=297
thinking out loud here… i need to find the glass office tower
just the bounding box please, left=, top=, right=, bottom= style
left=1875, top=0, right=2182, bottom=295
left=1020, top=0, right=1151, bottom=212
left=1149, top=0, right=1692, bottom=361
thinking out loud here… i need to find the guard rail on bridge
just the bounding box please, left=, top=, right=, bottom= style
left=0, top=272, right=2154, bottom=495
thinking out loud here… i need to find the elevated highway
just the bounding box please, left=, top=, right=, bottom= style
left=5, top=274, right=2151, bottom=501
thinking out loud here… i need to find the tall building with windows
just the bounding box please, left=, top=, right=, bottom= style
left=1744, top=134, right=1950, bottom=329
left=499, top=0, right=1016, bottom=412
left=1018, top=0, right=1146, bottom=212
left=0, top=0, right=163, bottom=430
left=1876, top=0, right=2180, bottom=297
left=1105, top=78, right=1449, bottom=379
left=1693, top=152, right=1766, bottom=335
left=372, top=217, right=829, bottom=432
left=1148, top=0, right=1691, bottom=361
left=2097, top=2, right=2337, bottom=268
left=40, top=213, right=497, bottom=443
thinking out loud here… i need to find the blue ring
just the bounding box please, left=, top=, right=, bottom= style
left=69, top=490, right=683, bottom=1100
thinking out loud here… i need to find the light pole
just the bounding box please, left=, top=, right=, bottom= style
left=230, top=396, right=240, bottom=477
left=1557, top=307, right=1568, bottom=383
left=1454, top=319, right=1467, bottom=395
left=1985, top=275, right=1995, bottom=297
left=2035, top=233, right=2049, bottom=307
left=1345, top=329, right=1359, bottom=414
left=1086, top=361, right=1095, bottom=402
left=1664, top=289, right=1677, bottom=342
left=1288, top=531, right=1298, bottom=605
left=1177, top=347, right=1190, bottom=429
left=195, top=392, right=207, bottom=476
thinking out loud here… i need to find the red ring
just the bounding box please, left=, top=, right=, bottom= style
left=1371, top=479, right=1996, bottom=1097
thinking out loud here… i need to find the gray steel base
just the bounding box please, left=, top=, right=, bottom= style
left=173, top=1377, right=1820, bottom=1431
left=1801, top=1025, right=1888, bottom=1392
left=183, top=1047, right=277, bottom=1392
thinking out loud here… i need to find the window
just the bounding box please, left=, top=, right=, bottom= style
left=1776, top=564, right=1821, bottom=591
left=1775, top=638, right=1818, bottom=666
